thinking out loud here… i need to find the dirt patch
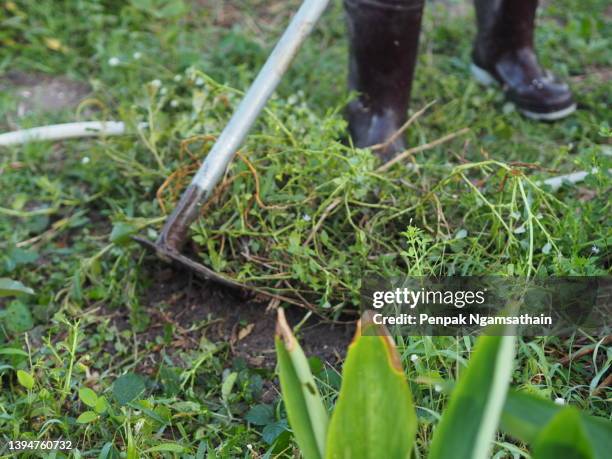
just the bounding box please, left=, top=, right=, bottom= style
left=114, top=258, right=355, bottom=370
left=0, top=71, right=90, bottom=119
left=195, top=0, right=297, bottom=29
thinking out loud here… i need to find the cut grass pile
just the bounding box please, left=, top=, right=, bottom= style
left=121, top=71, right=610, bottom=317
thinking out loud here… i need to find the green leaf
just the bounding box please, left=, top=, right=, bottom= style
left=501, top=390, right=612, bottom=459
left=532, top=407, right=595, bottom=459
left=245, top=404, right=275, bottom=426
left=275, top=309, right=328, bottom=459
left=428, top=334, right=516, bottom=459
left=325, top=316, right=417, bottom=459
left=221, top=371, right=237, bottom=401
left=112, top=373, right=145, bottom=406
left=76, top=411, right=99, bottom=424
left=2, top=301, right=34, bottom=333
left=0, top=347, right=28, bottom=357
left=308, top=356, right=324, bottom=375
left=126, top=424, right=137, bottom=459
left=16, top=369, right=35, bottom=390
left=157, top=0, right=186, bottom=18
left=79, top=387, right=98, bottom=407
left=144, top=443, right=185, bottom=453
left=109, top=222, right=138, bottom=245
left=130, top=0, right=154, bottom=11
left=94, top=396, right=109, bottom=414
left=262, top=420, right=289, bottom=445
left=6, top=247, right=39, bottom=269
left=0, top=278, right=34, bottom=297
left=98, top=442, right=120, bottom=459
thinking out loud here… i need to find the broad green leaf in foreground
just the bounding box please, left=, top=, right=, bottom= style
left=502, top=390, right=612, bottom=459
left=275, top=308, right=328, bottom=459
left=0, top=278, right=34, bottom=297
left=428, top=333, right=516, bottom=459
left=531, top=407, right=595, bottom=459
left=325, top=313, right=417, bottom=459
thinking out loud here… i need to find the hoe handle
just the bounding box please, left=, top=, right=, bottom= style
left=157, top=0, right=330, bottom=251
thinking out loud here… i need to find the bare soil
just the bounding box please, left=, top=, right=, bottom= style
left=0, top=71, right=90, bottom=120
left=128, top=258, right=355, bottom=370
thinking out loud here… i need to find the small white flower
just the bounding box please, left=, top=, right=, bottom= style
left=133, top=51, right=142, bottom=60
left=160, top=87, right=168, bottom=95
left=434, top=384, right=442, bottom=393
left=410, top=354, right=419, bottom=363
left=195, top=77, right=205, bottom=86
left=591, top=245, right=600, bottom=254
left=170, top=99, right=179, bottom=108
left=151, top=79, right=162, bottom=88
left=108, top=57, right=120, bottom=67
left=455, top=229, right=468, bottom=239
left=134, top=418, right=145, bottom=434
left=302, top=214, right=311, bottom=222
left=81, top=156, right=90, bottom=165
left=173, top=74, right=182, bottom=82
left=502, top=102, right=515, bottom=115
left=554, top=397, right=565, bottom=405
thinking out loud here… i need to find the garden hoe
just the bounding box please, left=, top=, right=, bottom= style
left=133, top=0, right=330, bottom=287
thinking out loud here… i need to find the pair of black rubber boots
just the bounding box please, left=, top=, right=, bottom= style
left=346, top=0, right=576, bottom=159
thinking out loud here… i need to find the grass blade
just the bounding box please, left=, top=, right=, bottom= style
left=275, top=308, right=328, bottom=459
left=428, top=333, right=516, bottom=459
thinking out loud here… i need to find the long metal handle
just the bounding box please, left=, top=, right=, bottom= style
left=157, top=0, right=330, bottom=251
left=192, top=0, right=330, bottom=191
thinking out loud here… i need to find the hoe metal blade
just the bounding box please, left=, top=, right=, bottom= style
left=135, top=0, right=330, bottom=281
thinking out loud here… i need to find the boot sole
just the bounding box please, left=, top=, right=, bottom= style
left=470, top=63, right=576, bottom=121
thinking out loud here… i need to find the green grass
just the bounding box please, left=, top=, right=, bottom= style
left=1, top=0, right=610, bottom=457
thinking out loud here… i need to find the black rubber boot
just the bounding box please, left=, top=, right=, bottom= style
left=345, top=0, right=425, bottom=160
left=472, top=0, right=575, bottom=121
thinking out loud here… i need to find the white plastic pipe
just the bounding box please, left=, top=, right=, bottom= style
left=541, top=170, right=590, bottom=191
left=540, top=168, right=612, bottom=191
left=0, top=121, right=128, bottom=147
